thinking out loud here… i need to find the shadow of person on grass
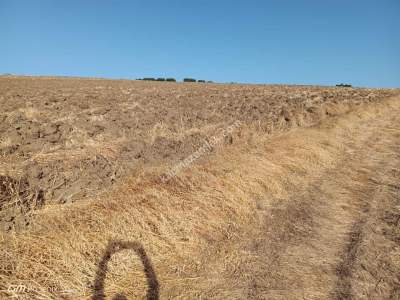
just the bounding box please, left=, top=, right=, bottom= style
left=92, top=240, right=159, bottom=300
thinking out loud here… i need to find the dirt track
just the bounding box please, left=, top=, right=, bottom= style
left=211, top=98, right=400, bottom=299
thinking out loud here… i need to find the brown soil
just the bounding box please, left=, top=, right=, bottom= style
left=0, top=76, right=399, bottom=299
left=0, top=76, right=397, bottom=231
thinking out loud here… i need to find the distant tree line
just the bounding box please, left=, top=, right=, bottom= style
left=183, top=78, right=212, bottom=83
left=139, top=77, right=176, bottom=82
left=138, top=77, right=213, bottom=83
left=336, top=83, right=352, bottom=88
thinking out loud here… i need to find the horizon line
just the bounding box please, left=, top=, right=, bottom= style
left=1, top=72, right=399, bottom=89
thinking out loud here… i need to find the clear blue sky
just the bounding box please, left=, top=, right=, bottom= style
left=1, top=0, right=399, bottom=87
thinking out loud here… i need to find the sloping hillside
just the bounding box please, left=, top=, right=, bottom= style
left=0, top=77, right=399, bottom=299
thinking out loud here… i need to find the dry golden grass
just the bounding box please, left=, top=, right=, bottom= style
left=18, top=107, right=40, bottom=121
left=1, top=76, right=398, bottom=218
left=1, top=97, right=399, bottom=299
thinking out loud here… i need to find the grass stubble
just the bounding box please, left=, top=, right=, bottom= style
left=0, top=85, right=399, bottom=299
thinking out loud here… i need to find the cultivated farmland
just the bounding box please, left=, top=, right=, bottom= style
left=0, top=76, right=399, bottom=299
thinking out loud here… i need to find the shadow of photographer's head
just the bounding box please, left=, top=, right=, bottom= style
left=92, top=240, right=159, bottom=300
